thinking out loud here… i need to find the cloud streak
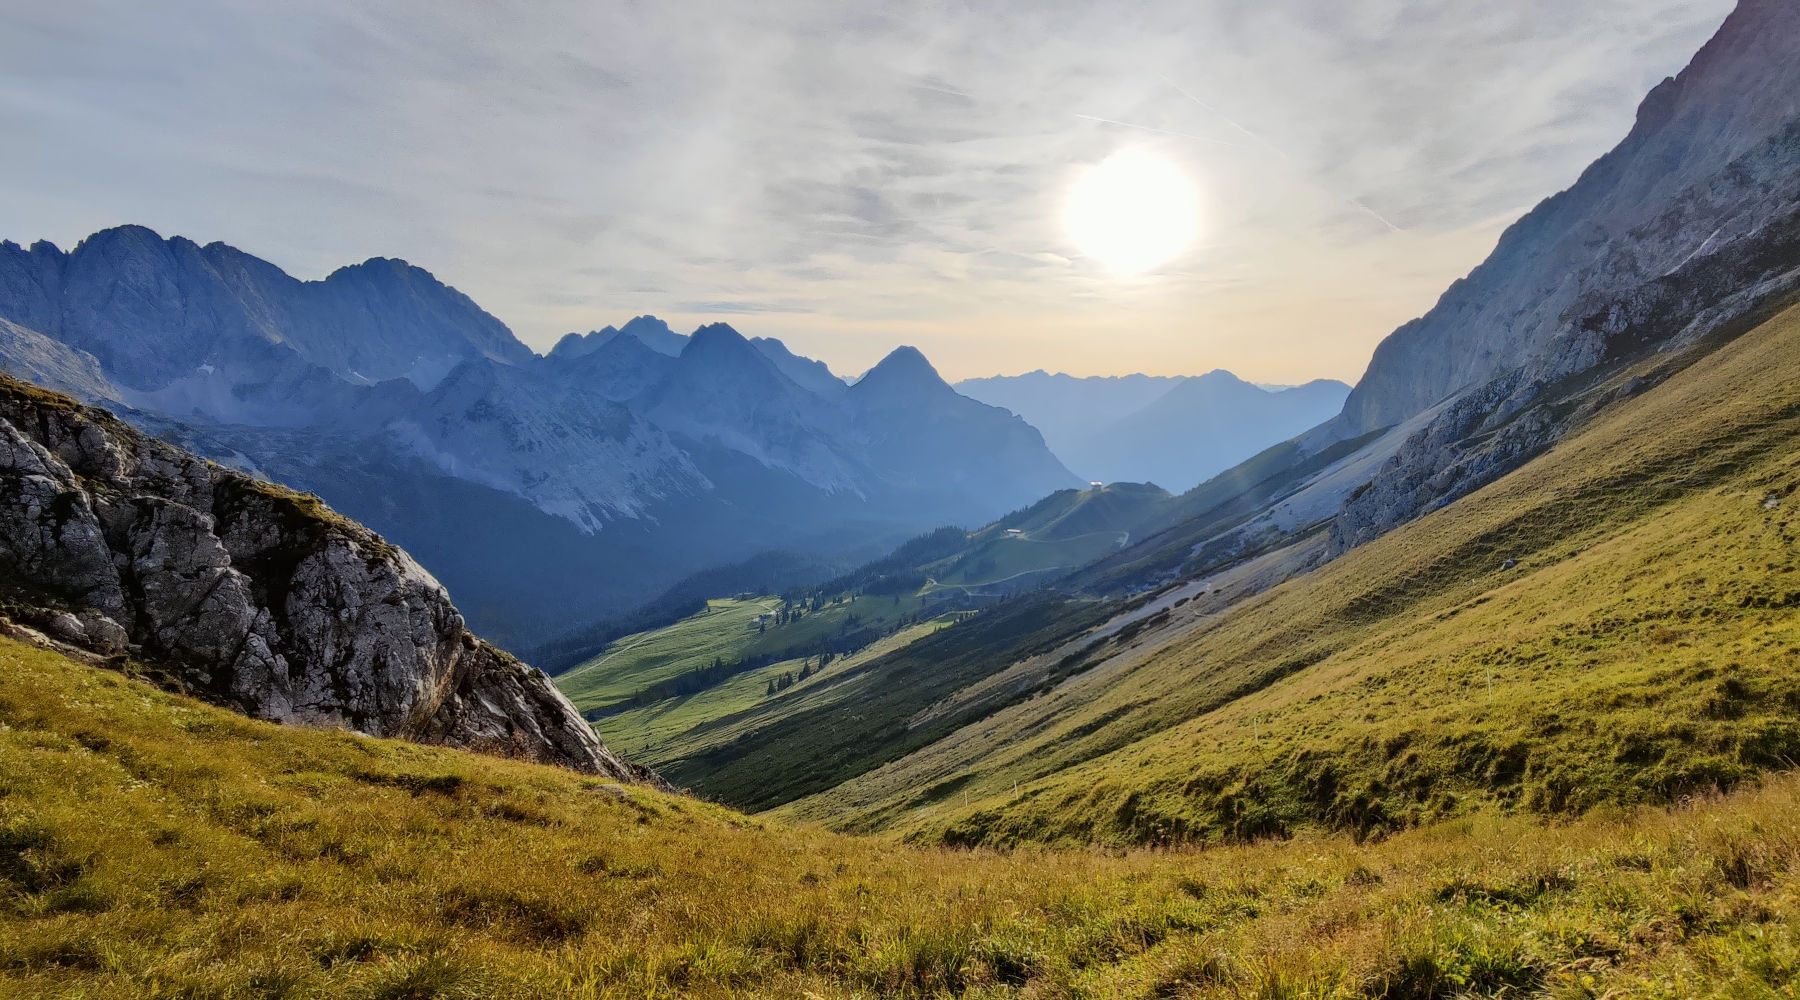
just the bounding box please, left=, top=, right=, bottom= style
left=0, top=0, right=1735, bottom=382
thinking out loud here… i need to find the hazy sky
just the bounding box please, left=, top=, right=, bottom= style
left=0, top=0, right=1735, bottom=383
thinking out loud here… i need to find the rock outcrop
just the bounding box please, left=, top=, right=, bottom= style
left=0, top=373, right=656, bottom=783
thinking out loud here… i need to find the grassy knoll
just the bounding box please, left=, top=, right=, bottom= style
left=5, top=635, right=1800, bottom=998
left=777, top=303, right=1800, bottom=847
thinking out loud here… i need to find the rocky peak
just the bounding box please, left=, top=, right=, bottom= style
left=673, top=323, right=794, bottom=389
left=1335, top=0, right=1800, bottom=437
left=0, top=372, right=658, bottom=784
left=682, top=321, right=752, bottom=354
left=851, top=345, right=954, bottom=405
left=549, top=315, right=686, bottom=362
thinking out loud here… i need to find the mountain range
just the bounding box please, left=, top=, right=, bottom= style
left=957, top=370, right=1350, bottom=492
left=0, top=232, right=1078, bottom=647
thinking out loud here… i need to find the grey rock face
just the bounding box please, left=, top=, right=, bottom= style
left=1337, top=0, right=1800, bottom=438
left=1321, top=0, right=1800, bottom=550
left=0, top=374, right=657, bottom=783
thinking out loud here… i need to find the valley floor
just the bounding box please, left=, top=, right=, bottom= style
left=3, top=635, right=1799, bottom=999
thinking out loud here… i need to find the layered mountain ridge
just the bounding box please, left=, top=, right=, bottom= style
left=957, top=369, right=1350, bottom=492
left=0, top=231, right=1078, bottom=646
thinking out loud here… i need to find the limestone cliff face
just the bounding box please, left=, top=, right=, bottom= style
left=1337, top=0, right=1800, bottom=439
left=1324, top=0, right=1800, bottom=551
left=0, top=374, right=656, bottom=783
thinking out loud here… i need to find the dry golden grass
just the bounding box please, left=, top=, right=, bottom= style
left=4, top=636, right=1800, bottom=998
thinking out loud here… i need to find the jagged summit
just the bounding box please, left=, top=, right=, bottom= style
left=0, top=228, right=1086, bottom=645
left=547, top=315, right=685, bottom=361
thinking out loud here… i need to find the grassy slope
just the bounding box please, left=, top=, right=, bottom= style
left=557, top=485, right=1174, bottom=789
left=664, top=596, right=1119, bottom=809
left=777, top=303, right=1800, bottom=847
left=593, top=617, right=956, bottom=766
left=554, top=597, right=781, bottom=711
left=922, top=485, right=1175, bottom=591
left=5, top=636, right=1800, bottom=999
left=556, top=593, right=941, bottom=716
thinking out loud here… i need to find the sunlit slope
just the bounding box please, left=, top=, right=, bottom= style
left=553, top=597, right=781, bottom=712
left=556, top=593, right=938, bottom=715
left=593, top=616, right=955, bottom=768
left=7, top=636, right=1800, bottom=998
left=782, top=303, right=1800, bottom=846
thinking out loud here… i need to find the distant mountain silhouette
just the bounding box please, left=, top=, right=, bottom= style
left=958, top=369, right=1348, bottom=492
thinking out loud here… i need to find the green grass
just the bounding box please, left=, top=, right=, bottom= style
left=556, top=592, right=943, bottom=717
left=593, top=616, right=957, bottom=766
left=7, top=635, right=1800, bottom=997
left=553, top=597, right=780, bottom=710
left=769, top=302, right=1800, bottom=848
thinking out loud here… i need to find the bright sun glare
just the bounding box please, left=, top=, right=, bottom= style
left=1064, top=149, right=1201, bottom=274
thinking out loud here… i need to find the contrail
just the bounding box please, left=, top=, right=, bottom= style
left=1074, top=114, right=1240, bottom=148
left=1159, top=74, right=1402, bottom=233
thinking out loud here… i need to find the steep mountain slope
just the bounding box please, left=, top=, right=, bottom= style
left=1314, top=0, right=1800, bottom=540
left=913, top=482, right=1178, bottom=593
left=777, top=302, right=1800, bottom=843
left=957, top=369, right=1350, bottom=491
left=1342, top=0, right=1800, bottom=437
left=751, top=335, right=848, bottom=396
left=0, top=374, right=648, bottom=780
left=9, top=632, right=1800, bottom=999
left=919, top=0, right=1800, bottom=628
left=0, top=231, right=1078, bottom=647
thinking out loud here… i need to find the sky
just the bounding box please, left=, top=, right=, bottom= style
left=0, top=0, right=1737, bottom=384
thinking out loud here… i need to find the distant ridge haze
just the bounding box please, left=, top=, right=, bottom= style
left=957, top=369, right=1350, bottom=493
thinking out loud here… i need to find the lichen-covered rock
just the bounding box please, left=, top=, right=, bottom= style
left=0, top=374, right=658, bottom=784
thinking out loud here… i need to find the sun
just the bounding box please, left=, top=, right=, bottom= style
left=1063, top=149, right=1201, bottom=274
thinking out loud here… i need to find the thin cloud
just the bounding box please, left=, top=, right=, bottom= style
left=0, top=0, right=1736, bottom=382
